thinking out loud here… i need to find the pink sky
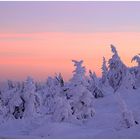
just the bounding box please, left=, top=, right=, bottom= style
left=1, top=2, right=140, bottom=81
left=0, top=32, right=140, bottom=81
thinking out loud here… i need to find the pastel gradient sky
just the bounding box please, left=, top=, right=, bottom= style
left=0, top=1, right=140, bottom=81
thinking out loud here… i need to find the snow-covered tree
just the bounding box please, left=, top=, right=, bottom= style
left=132, top=54, right=140, bottom=66
left=108, top=45, right=136, bottom=128
left=115, top=92, right=135, bottom=128
left=0, top=91, right=9, bottom=123
left=9, top=89, right=23, bottom=119
left=66, top=60, right=95, bottom=121
left=131, top=54, right=140, bottom=88
left=52, top=95, right=72, bottom=122
left=0, top=80, right=24, bottom=120
left=122, top=70, right=136, bottom=90
left=35, top=82, right=42, bottom=92
left=41, top=76, right=72, bottom=122
left=12, top=81, right=27, bottom=119
left=70, top=60, right=89, bottom=87
left=42, top=76, right=59, bottom=115
left=55, top=73, right=64, bottom=87
left=7, top=80, right=15, bottom=90
left=88, top=70, right=104, bottom=98
left=107, top=44, right=127, bottom=92
left=22, top=77, right=42, bottom=119
left=101, top=57, right=108, bottom=85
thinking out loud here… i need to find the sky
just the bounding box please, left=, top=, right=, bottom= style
left=0, top=1, right=140, bottom=82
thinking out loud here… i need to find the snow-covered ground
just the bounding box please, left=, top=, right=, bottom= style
left=0, top=87, right=140, bottom=139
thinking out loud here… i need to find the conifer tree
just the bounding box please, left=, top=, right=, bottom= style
left=88, top=70, right=104, bottom=98
left=131, top=54, right=140, bottom=88
left=22, top=77, right=42, bottom=119
left=67, top=60, right=95, bottom=121
left=101, top=57, right=108, bottom=85
left=108, top=44, right=127, bottom=92
left=108, top=45, right=136, bottom=128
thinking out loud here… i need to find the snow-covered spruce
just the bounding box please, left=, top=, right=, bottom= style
left=41, top=75, right=72, bottom=122
left=122, top=69, right=136, bottom=90
left=21, top=77, right=42, bottom=119
left=0, top=80, right=24, bottom=120
left=115, top=92, right=135, bottom=128
left=88, top=70, right=104, bottom=98
left=107, top=45, right=136, bottom=128
left=101, top=57, right=108, bottom=85
left=55, top=73, right=64, bottom=87
left=107, top=44, right=127, bottom=92
left=131, top=54, right=140, bottom=88
left=0, top=90, right=9, bottom=123
left=65, top=60, right=95, bottom=121
left=132, top=54, right=140, bottom=66
left=107, top=45, right=137, bottom=90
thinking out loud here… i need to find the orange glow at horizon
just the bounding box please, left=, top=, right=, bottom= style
left=0, top=32, right=140, bottom=81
